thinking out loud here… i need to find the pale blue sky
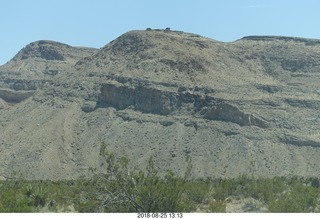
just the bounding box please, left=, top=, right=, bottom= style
left=1, top=0, right=320, bottom=65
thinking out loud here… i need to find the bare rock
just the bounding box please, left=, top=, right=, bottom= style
left=81, top=101, right=97, bottom=113
left=0, top=88, right=35, bottom=103
left=0, top=98, right=8, bottom=109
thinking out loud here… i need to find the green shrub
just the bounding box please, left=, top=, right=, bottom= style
left=207, top=200, right=226, bottom=213
left=211, top=178, right=240, bottom=201
left=1, top=147, right=320, bottom=213
left=95, top=149, right=189, bottom=212
left=268, top=183, right=319, bottom=212
left=185, top=180, right=211, bottom=204
left=23, top=184, right=47, bottom=207
left=0, top=189, right=33, bottom=212
left=239, top=176, right=287, bottom=203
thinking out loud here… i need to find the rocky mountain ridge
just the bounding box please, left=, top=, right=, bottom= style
left=1, top=29, right=320, bottom=180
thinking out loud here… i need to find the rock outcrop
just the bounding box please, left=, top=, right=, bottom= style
left=0, top=89, right=35, bottom=103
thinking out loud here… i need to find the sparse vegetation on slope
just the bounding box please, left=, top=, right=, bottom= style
left=2, top=29, right=320, bottom=182
left=1, top=150, right=320, bottom=213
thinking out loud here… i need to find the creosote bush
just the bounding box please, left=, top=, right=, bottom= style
left=94, top=143, right=192, bottom=212
left=0, top=145, right=320, bottom=212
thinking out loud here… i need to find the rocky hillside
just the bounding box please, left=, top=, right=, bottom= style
left=1, top=29, right=320, bottom=180
left=0, top=40, right=97, bottom=103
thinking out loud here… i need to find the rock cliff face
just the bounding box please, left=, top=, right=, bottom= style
left=98, top=80, right=268, bottom=128
left=0, top=89, right=35, bottom=103
left=1, top=29, right=320, bottom=180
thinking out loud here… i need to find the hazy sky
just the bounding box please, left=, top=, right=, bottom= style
left=1, top=0, right=320, bottom=65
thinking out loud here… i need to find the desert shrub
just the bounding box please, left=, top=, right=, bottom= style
left=310, top=177, right=320, bottom=188
left=211, top=178, right=241, bottom=201
left=185, top=180, right=212, bottom=204
left=94, top=145, right=191, bottom=212
left=0, top=188, right=33, bottom=212
left=239, top=176, right=287, bottom=203
left=76, top=202, right=98, bottom=212
left=268, top=181, right=319, bottom=212
left=207, top=200, right=226, bottom=213
left=256, top=177, right=286, bottom=202
left=23, top=184, right=47, bottom=207
left=1, top=148, right=320, bottom=213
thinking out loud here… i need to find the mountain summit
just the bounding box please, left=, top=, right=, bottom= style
left=12, top=40, right=71, bottom=61
left=1, top=29, right=320, bottom=180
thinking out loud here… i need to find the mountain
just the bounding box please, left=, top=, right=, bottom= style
left=0, top=40, right=97, bottom=102
left=1, top=29, right=320, bottom=180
